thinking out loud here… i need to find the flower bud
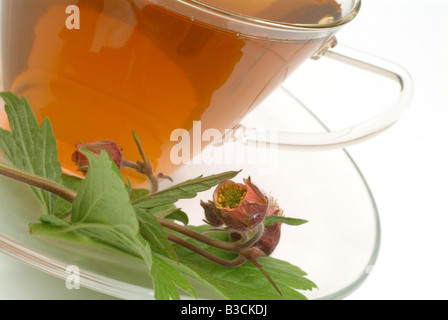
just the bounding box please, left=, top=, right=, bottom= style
left=253, top=198, right=283, bottom=256
left=200, top=200, right=224, bottom=227
left=72, top=140, right=123, bottom=174
left=213, top=177, right=268, bottom=231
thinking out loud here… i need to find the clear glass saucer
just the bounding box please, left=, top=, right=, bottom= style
left=0, top=86, right=380, bottom=300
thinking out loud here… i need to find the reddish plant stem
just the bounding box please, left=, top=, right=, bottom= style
left=130, top=131, right=159, bottom=193
left=243, top=253, right=282, bottom=296
left=157, top=217, right=264, bottom=253
left=0, top=163, right=76, bottom=203
left=166, top=233, right=247, bottom=267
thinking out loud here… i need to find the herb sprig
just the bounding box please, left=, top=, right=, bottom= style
left=0, top=92, right=317, bottom=300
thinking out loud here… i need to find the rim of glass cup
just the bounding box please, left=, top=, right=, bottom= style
left=150, top=0, right=362, bottom=40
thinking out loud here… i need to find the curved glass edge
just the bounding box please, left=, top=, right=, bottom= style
left=288, top=90, right=381, bottom=300
left=0, top=234, right=157, bottom=300
left=185, top=0, right=362, bottom=29
left=149, top=0, right=361, bottom=40
left=317, top=150, right=381, bottom=300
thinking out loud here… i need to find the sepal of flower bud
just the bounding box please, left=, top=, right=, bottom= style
left=254, top=197, right=284, bottom=256
left=200, top=200, right=224, bottom=227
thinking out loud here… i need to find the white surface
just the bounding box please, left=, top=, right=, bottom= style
left=337, top=0, right=448, bottom=300
left=1, top=0, right=447, bottom=300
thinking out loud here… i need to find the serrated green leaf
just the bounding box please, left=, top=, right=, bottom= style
left=0, top=92, right=62, bottom=214
left=264, top=216, right=308, bottom=227
left=132, top=171, right=240, bottom=209
left=137, top=208, right=178, bottom=262
left=72, top=151, right=138, bottom=231
left=151, top=255, right=197, bottom=300
left=71, top=150, right=152, bottom=271
left=171, top=225, right=317, bottom=300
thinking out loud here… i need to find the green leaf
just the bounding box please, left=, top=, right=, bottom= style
left=60, top=173, right=83, bottom=191
left=171, top=225, right=317, bottom=300
left=29, top=222, right=144, bottom=259
left=150, top=204, right=189, bottom=225
left=162, top=209, right=189, bottom=226
left=132, top=171, right=240, bottom=209
left=71, top=151, right=137, bottom=231
left=0, top=92, right=62, bottom=214
left=55, top=174, right=83, bottom=219
left=71, top=150, right=152, bottom=271
left=39, top=214, right=70, bottom=227
left=150, top=254, right=197, bottom=300
left=187, top=258, right=315, bottom=300
left=137, top=208, right=178, bottom=262
left=129, top=188, right=150, bottom=202
left=131, top=191, right=190, bottom=225
left=264, top=216, right=308, bottom=227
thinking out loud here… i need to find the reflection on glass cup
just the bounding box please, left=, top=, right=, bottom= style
left=0, top=0, right=411, bottom=178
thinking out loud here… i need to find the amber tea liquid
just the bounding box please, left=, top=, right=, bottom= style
left=1, top=0, right=341, bottom=177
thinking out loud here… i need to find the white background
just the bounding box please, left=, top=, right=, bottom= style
left=1, top=0, right=447, bottom=300
left=338, top=0, right=448, bottom=300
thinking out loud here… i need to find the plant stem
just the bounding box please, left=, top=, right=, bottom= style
left=0, top=163, right=77, bottom=202
left=122, top=159, right=159, bottom=193
left=131, top=131, right=158, bottom=193
left=166, top=233, right=247, bottom=267
left=121, top=160, right=140, bottom=171
left=243, top=252, right=283, bottom=296
left=157, top=217, right=264, bottom=253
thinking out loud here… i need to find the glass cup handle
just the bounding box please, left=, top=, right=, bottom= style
left=236, top=44, right=414, bottom=150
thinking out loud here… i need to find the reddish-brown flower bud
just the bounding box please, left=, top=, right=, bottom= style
left=253, top=198, right=284, bottom=256
left=72, top=140, right=123, bottom=174
left=200, top=200, right=224, bottom=227
left=213, top=177, right=268, bottom=231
